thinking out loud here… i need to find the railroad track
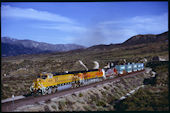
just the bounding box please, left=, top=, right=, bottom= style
left=1, top=70, right=145, bottom=112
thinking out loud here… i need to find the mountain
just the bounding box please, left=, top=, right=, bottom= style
left=1, top=42, right=52, bottom=57
left=1, top=31, right=168, bottom=57
left=85, top=31, right=168, bottom=51
left=86, top=43, right=121, bottom=51
left=122, top=31, right=168, bottom=45
left=1, top=37, right=85, bottom=57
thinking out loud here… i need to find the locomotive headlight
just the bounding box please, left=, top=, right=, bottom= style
left=102, top=69, right=106, bottom=79
left=30, top=86, right=34, bottom=92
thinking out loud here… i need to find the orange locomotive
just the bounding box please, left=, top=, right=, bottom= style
left=30, top=68, right=106, bottom=95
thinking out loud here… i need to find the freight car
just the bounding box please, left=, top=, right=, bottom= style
left=105, top=62, right=144, bottom=77
left=30, top=62, right=144, bottom=95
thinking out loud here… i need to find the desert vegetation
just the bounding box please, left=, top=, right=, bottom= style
left=1, top=38, right=169, bottom=111
left=114, top=61, right=169, bottom=111
left=1, top=41, right=168, bottom=99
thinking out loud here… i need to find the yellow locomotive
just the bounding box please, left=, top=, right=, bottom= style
left=30, top=69, right=105, bottom=95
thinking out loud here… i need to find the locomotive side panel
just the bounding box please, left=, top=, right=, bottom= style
left=85, top=71, right=98, bottom=80
left=54, top=74, right=74, bottom=85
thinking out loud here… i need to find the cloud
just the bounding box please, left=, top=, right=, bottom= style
left=100, top=13, right=168, bottom=34
left=2, top=4, right=168, bottom=47
left=125, top=13, right=168, bottom=34
left=2, top=5, right=87, bottom=38
left=1, top=5, right=74, bottom=23
left=38, top=24, right=87, bottom=33
left=75, top=13, right=168, bottom=46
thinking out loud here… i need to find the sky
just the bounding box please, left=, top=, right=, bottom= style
left=1, top=2, right=168, bottom=47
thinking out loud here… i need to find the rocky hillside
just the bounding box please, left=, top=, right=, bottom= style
left=81, top=31, right=168, bottom=52
left=115, top=61, right=169, bottom=111
left=1, top=37, right=85, bottom=57
left=122, top=31, right=168, bottom=45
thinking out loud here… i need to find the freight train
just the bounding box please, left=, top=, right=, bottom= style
left=30, top=61, right=144, bottom=95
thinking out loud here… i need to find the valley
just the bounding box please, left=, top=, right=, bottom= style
left=1, top=31, right=169, bottom=111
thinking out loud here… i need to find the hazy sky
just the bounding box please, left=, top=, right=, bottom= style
left=1, top=2, right=168, bottom=47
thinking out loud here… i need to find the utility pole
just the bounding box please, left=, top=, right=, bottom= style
left=12, top=95, right=14, bottom=111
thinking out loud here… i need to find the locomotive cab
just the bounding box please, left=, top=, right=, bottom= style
left=30, top=72, right=54, bottom=95
left=37, top=74, right=47, bottom=79
left=38, top=73, right=53, bottom=80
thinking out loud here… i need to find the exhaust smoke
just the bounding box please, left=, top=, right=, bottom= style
left=93, top=61, right=99, bottom=69
left=79, top=60, right=88, bottom=71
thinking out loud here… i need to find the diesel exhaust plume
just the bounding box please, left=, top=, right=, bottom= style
left=79, top=60, right=88, bottom=71
left=93, top=61, right=99, bottom=69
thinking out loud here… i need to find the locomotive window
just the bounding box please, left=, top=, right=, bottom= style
left=42, top=75, right=47, bottom=79
left=48, top=75, right=53, bottom=78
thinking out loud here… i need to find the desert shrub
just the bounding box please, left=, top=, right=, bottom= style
left=65, top=99, right=73, bottom=105
left=44, top=105, right=50, bottom=111
left=79, top=93, right=83, bottom=97
left=72, top=93, right=77, bottom=97
left=101, top=91, right=106, bottom=96
left=103, top=86, right=109, bottom=90
left=58, top=100, right=66, bottom=110
left=45, top=99, right=51, bottom=104
left=51, top=105, right=57, bottom=110
left=83, top=106, right=91, bottom=111
left=96, top=100, right=106, bottom=107
left=90, top=95, right=97, bottom=102
left=114, top=86, right=169, bottom=111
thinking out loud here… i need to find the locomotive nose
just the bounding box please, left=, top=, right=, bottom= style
left=33, top=79, right=40, bottom=89
left=36, top=78, right=41, bottom=83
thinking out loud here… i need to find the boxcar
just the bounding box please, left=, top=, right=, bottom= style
left=125, top=63, right=132, bottom=73
left=115, top=65, right=126, bottom=75
left=132, top=63, right=138, bottom=72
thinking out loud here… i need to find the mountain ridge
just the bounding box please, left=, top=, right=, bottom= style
left=122, top=31, right=168, bottom=45
left=1, top=31, right=168, bottom=57
left=1, top=37, right=85, bottom=57
left=86, top=31, right=168, bottom=51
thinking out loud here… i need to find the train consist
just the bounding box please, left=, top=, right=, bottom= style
left=30, top=61, right=144, bottom=95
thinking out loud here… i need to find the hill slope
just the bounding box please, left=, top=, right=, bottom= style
left=83, top=31, right=168, bottom=52
left=122, top=31, right=168, bottom=45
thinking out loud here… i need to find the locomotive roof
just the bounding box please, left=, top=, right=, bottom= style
left=52, top=69, right=99, bottom=76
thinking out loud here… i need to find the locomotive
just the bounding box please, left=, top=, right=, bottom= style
left=30, top=61, right=144, bottom=95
